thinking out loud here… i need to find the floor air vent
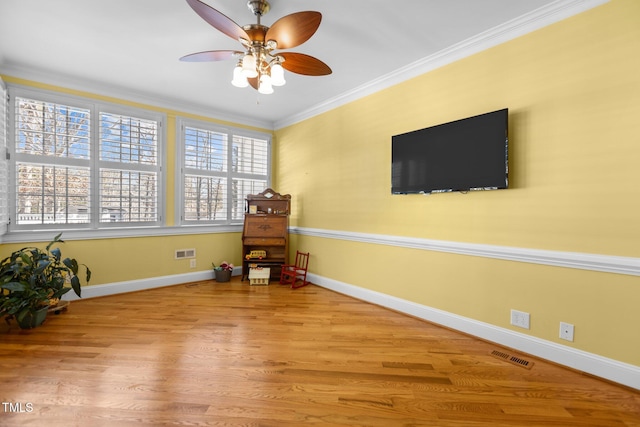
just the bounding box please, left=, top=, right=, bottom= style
left=490, top=350, right=534, bottom=369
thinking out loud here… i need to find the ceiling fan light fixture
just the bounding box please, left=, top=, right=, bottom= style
left=181, top=0, right=331, bottom=95
left=241, top=53, right=258, bottom=78
left=258, top=74, right=274, bottom=94
left=270, top=61, right=286, bottom=86
left=231, top=63, right=249, bottom=87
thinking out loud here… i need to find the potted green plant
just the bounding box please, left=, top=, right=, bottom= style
left=212, top=261, right=233, bottom=282
left=0, top=233, right=91, bottom=329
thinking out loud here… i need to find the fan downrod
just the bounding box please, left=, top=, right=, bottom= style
left=247, top=0, right=270, bottom=17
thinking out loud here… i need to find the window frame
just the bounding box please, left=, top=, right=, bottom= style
left=176, top=117, right=271, bottom=226
left=0, top=78, right=8, bottom=236
left=5, top=84, right=166, bottom=237
left=97, top=107, right=164, bottom=228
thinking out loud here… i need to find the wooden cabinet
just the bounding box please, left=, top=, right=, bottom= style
left=241, top=188, right=291, bottom=280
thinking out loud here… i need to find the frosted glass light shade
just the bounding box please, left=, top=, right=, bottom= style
left=258, top=74, right=274, bottom=94
left=270, top=62, right=286, bottom=86
left=231, top=65, right=249, bottom=87
left=241, top=54, right=258, bottom=78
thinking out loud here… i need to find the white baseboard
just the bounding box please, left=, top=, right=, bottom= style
left=307, top=273, right=640, bottom=391
left=63, top=268, right=239, bottom=300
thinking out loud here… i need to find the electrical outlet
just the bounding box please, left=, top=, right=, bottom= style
left=510, top=309, right=530, bottom=329
left=189, top=259, right=196, bottom=268
left=559, top=322, right=574, bottom=341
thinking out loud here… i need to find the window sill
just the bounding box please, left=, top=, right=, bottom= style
left=0, top=224, right=243, bottom=244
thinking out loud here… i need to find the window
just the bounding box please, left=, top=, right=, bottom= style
left=178, top=118, right=270, bottom=225
left=14, top=96, right=91, bottom=226
left=99, top=112, right=159, bottom=224
left=0, top=78, right=8, bottom=234
left=7, top=86, right=164, bottom=232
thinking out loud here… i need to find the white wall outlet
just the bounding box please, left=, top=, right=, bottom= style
left=510, top=309, right=530, bottom=329
left=189, top=259, right=196, bottom=268
left=560, top=322, right=574, bottom=341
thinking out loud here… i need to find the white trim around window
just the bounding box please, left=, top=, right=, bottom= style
left=4, top=84, right=166, bottom=240
left=0, top=77, right=8, bottom=236
left=175, top=117, right=271, bottom=226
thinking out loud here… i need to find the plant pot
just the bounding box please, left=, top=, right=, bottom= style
left=17, top=306, right=49, bottom=329
left=214, top=269, right=231, bottom=282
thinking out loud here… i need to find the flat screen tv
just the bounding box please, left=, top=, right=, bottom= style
left=391, top=108, right=508, bottom=194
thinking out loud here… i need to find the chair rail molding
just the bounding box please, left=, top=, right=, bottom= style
left=289, top=226, right=640, bottom=277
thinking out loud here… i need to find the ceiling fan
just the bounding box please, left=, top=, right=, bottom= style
left=180, top=0, right=332, bottom=94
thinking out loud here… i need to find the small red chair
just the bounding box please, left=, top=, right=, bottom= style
left=279, top=251, right=310, bottom=289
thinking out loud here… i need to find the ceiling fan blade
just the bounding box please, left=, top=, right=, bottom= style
left=180, top=50, right=242, bottom=62
left=265, top=11, right=322, bottom=49
left=185, top=0, right=249, bottom=42
left=279, top=52, right=332, bottom=76
left=248, top=77, right=260, bottom=91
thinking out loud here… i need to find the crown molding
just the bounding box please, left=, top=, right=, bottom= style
left=0, top=64, right=274, bottom=130
left=0, top=0, right=609, bottom=131
left=274, top=0, right=610, bottom=130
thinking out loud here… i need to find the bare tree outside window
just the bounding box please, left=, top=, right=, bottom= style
left=11, top=93, right=162, bottom=229
left=184, top=127, right=227, bottom=221
left=14, top=97, right=91, bottom=225
left=181, top=124, right=269, bottom=224
left=9, top=88, right=266, bottom=232
left=99, top=113, right=158, bottom=223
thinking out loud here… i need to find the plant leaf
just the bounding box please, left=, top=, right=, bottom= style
left=34, top=260, right=50, bottom=275
left=51, top=248, right=61, bottom=262
left=56, top=287, right=71, bottom=297
left=16, top=308, right=29, bottom=323
left=70, top=275, right=81, bottom=297
left=46, top=233, right=64, bottom=251
left=63, top=258, right=79, bottom=275
left=1, top=282, right=26, bottom=292
left=20, top=253, right=33, bottom=266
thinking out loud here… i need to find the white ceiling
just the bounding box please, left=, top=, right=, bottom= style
left=0, top=0, right=602, bottom=129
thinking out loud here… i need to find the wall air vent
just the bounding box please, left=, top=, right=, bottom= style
left=175, top=248, right=196, bottom=259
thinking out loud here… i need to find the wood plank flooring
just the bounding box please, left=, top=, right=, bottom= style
left=1, top=278, right=639, bottom=426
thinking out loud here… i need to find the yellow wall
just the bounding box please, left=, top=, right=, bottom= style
left=1, top=0, right=638, bottom=367
left=0, top=76, right=272, bottom=285
left=0, top=233, right=243, bottom=286
left=275, top=0, right=640, bottom=365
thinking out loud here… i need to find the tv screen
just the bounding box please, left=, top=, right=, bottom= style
left=391, top=108, right=508, bottom=194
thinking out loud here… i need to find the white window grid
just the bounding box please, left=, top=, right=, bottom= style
left=7, top=86, right=164, bottom=231
left=99, top=112, right=159, bottom=225
left=178, top=118, right=270, bottom=225
left=0, top=78, right=8, bottom=234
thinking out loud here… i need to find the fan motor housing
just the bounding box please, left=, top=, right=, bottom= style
left=247, top=0, right=270, bottom=16
left=243, top=24, right=268, bottom=44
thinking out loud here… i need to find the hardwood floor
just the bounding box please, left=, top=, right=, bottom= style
left=1, top=278, right=639, bottom=426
